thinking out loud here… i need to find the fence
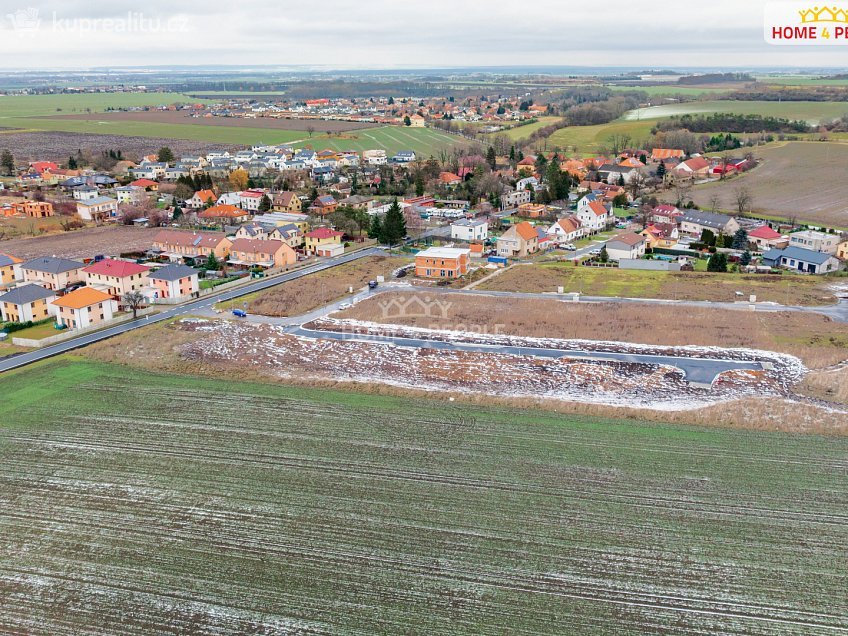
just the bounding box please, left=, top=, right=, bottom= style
left=12, top=307, right=157, bottom=348
left=619, top=259, right=682, bottom=272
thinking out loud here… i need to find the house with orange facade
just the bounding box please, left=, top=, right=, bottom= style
left=227, top=238, right=297, bottom=269
left=83, top=259, right=150, bottom=297
left=21, top=256, right=86, bottom=291
left=304, top=227, right=344, bottom=254
left=497, top=221, right=539, bottom=258
left=516, top=203, right=548, bottom=219
left=4, top=200, right=54, bottom=218
left=52, top=287, right=117, bottom=330
left=0, top=253, right=23, bottom=285
left=148, top=264, right=200, bottom=300
left=0, top=284, right=57, bottom=322
left=415, top=247, right=471, bottom=279
left=186, top=189, right=217, bottom=209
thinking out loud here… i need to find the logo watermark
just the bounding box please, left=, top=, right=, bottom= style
left=373, top=294, right=506, bottom=335
left=5, top=8, right=190, bottom=35
left=765, top=2, right=848, bottom=44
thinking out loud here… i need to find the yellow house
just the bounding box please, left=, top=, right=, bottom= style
left=52, top=287, right=117, bottom=330
left=272, top=191, right=303, bottom=213
left=82, top=259, right=150, bottom=297
left=0, top=253, right=23, bottom=285
left=22, top=256, right=86, bottom=291
left=304, top=228, right=344, bottom=253
left=837, top=239, right=848, bottom=261
left=0, top=283, right=57, bottom=322
left=228, top=238, right=297, bottom=268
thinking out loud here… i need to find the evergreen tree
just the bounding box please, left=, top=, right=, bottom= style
left=403, top=115, right=412, bottom=126
left=598, top=246, right=609, bottom=263
left=486, top=146, right=497, bottom=169
left=415, top=172, right=425, bottom=197
left=172, top=205, right=183, bottom=220
left=0, top=149, right=14, bottom=176
left=509, top=145, right=515, bottom=162
left=157, top=146, right=175, bottom=163
left=739, top=250, right=752, bottom=266
left=656, top=162, right=666, bottom=178
left=707, top=252, right=728, bottom=273
left=731, top=227, right=749, bottom=250
left=259, top=194, right=271, bottom=212
left=68, top=156, right=77, bottom=170
left=700, top=229, right=716, bottom=246
left=205, top=252, right=220, bottom=271
left=368, top=214, right=382, bottom=239
left=379, top=199, right=407, bottom=247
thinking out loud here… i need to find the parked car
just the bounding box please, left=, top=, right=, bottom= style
left=563, top=243, right=576, bottom=251
left=368, top=280, right=378, bottom=289
left=590, top=248, right=602, bottom=256
left=232, top=309, right=247, bottom=318
left=395, top=269, right=407, bottom=278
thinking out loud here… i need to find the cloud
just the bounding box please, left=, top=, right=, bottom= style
left=1, top=0, right=848, bottom=68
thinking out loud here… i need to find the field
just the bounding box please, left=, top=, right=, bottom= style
left=245, top=255, right=409, bottom=316
left=544, top=119, right=655, bottom=154
left=690, top=141, right=848, bottom=228
left=304, top=126, right=466, bottom=155
left=0, top=226, right=162, bottom=260
left=478, top=263, right=839, bottom=306
left=624, top=100, right=848, bottom=124
left=0, top=93, right=209, bottom=119
left=486, top=117, right=561, bottom=141
left=1, top=357, right=846, bottom=634
left=607, top=85, right=737, bottom=96
left=339, top=291, right=848, bottom=369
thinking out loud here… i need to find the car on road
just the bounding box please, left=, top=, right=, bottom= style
left=368, top=280, right=378, bottom=289
left=563, top=243, right=576, bottom=251
left=590, top=248, right=602, bottom=256
left=338, top=302, right=353, bottom=310
left=232, top=309, right=247, bottom=318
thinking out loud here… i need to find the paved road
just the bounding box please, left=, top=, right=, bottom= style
left=0, top=247, right=384, bottom=374
left=288, top=325, right=762, bottom=388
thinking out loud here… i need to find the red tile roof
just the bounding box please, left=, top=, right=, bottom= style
left=748, top=225, right=782, bottom=240
left=83, top=258, right=149, bottom=278
left=306, top=228, right=344, bottom=239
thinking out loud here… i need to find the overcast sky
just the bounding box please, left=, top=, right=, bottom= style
left=2, top=0, right=848, bottom=69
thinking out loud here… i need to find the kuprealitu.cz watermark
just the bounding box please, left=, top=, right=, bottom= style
left=5, top=8, right=190, bottom=35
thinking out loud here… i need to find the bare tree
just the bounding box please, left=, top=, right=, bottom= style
left=708, top=192, right=721, bottom=213
left=734, top=186, right=752, bottom=216
left=306, top=125, right=315, bottom=138
left=719, top=152, right=732, bottom=180
left=638, top=203, right=653, bottom=230
left=625, top=171, right=647, bottom=202
left=606, top=133, right=632, bottom=157
left=672, top=180, right=692, bottom=207
left=122, top=291, right=145, bottom=319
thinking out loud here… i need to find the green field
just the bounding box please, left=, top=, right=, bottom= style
left=0, top=92, right=208, bottom=118
left=755, top=75, right=848, bottom=86
left=1, top=358, right=847, bottom=634
left=624, top=100, right=848, bottom=124
left=486, top=116, right=561, bottom=141
left=544, top=118, right=655, bottom=154
left=607, top=85, right=736, bottom=97
left=305, top=125, right=465, bottom=155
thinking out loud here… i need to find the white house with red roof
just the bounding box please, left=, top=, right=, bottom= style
left=239, top=189, right=266, bottom=211
left=576, top=196, right=611, bottom=234
left=83, top=258, right=150, bottom=297
left=748, top=225, right=788, bottom=251
left=650, top=204, right=683, bottom=225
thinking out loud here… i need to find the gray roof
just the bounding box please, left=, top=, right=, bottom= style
left=22, top=256, right=85, bottom=274
left=680, top=210, right=734, bottom=229
left=148, top=264, right=199, bottom=282
left=0, top=283, right=55, bottom=305
left=79, top=196, right=117, bottom=206
left=762, top=246, right=836, bottom=266
left=0, top=254, right=19, bottom=267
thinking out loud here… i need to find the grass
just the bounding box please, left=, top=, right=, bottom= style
left=1, top=357, right=846, bottom=633
left=624, top=100, right=848, bottom=125
left=478, top=262, right=839, bottom=306
left=544, top=119, right=655, bottom=155
left=485, top=116, right=561, bottom=141
left=304, top=126, right=466, bottom=155
left=2, top=320, right=58, bottom=340
left=0, top=92, right=209, bottom=118
left=606, top=85, right=737, bottom=96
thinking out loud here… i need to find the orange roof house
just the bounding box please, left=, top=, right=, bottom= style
left=651, top=148, right=685, bottom=161
left=439, top=171, right=462, bottom=186
left=228, top=238, right=296, bottom=268
left=130, top=178, right=159, bottom=190
left=198, top=204, right=250, bottom=224
left=52, top=287, right=117, bottom=330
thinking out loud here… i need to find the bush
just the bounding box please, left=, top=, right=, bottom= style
left=0, top=317, right=52, bottom=333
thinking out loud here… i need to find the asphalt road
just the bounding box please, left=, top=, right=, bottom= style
left=0, top=247, right=384, bottom=374
left=288, top=325, right=763, bottom=388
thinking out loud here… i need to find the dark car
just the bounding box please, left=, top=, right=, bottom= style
left=368, top=280, right=378, bottom=289
left=232, top=309, right=247, bottom=318
left=395, top=270, right=407, bottom=278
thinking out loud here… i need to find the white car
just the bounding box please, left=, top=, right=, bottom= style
left=338, top=302, right=353, bottom=310
left=563, top=243, right=576, bottom=251
left=590, top=248, right=602, bottom=255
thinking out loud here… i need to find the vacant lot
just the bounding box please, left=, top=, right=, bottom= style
left=1, top=358, right=846, bottom=634
left=339, top=291, right=848, bottom=369
left=478, top=263, right=838, bottom=306
left=55, top=110, right=380, bottom=133
left=0, top=92, right=209, bottom=119
left=545, top=119, right=655, bottom=154
left=691, top=141, right=848, bottom=228
left=0, top=225, right=161, bottom=260
left=0, top=129, right=235, bottom=162
left=246, top=255, right=409, bottom=316
left=624, top=100, right=848, bottom=124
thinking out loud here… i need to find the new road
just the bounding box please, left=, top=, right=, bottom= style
left=0, top=247, right=384, bottom=374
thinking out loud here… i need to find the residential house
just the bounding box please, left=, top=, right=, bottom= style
left=77, top=196, right=118, bottom=221
left=502, top=189, right=531, bottom=208
left=439, top=172, right=462, bottom=187
left=73, top=185, right=100, bottom=201
left=640, top=223, right=679, bottom=249
left=256, top=212, right=310, bottom=232
left=605, top=233, right=647, bottom=261
left=576, top=197, right=612, bottom=234
left=789, top=230, right=839, bottom=254
left=415, top=247, right=471, bottom=279
left=672, top=156, right=711, bottom=180
left=304, top=227, right=344, bottom=254
left=409, top=114, right=426, bottom=127
left=52, top=287, right=117, bottom=330
left=837, top=238, right=848, bottom=261
left=115, top=185, right=147, bottom=204
left=152, top=230, right=233, bottom=261
left=267, top=223, right=302, bottom=249
left=0, top=253, right=23, bottom=285
left=22, top=256, right=85, bottom=291
left=0, top=284, right=57, bottom=322
left=8, top=201, right=53, bottom=218
left=83, top=259, right=150, bottom=297
left=363, top=149, right=387, bottom=165
left=546, top=216, right=583, bottom=243
left=198, top=204, right=250, bottom=225
left=235, top=222, right=269, bottom=240
left=762, top=246, right=841, bottom=274
left=308, top=195, right=338, bottom=216
left=748, top=225, right=788, bottom=251
left=239, top=189, right=266, bottom=212
left=227, top=238, right=296, bottom=268
left=130, top=178, right=159, bottom=191
left=650, top=204, right=682, bottom=225
left=517, top=203, right=548, bottom=219
left=450, top=218, right=488, bottom=242
left=148, top=264, right=200, bottom=299
left=679, top=210, right=740, bottom=237
left=392, top=150, right=416, bottom=163
left=597, top=164, right=638, bottom=184
left=272, top=191, right=303, bottom=213
left=186, top=189, right=217, bottom=209
left=497, top=221, right=539, bottom=258
left=651, top=148, right=685, bottom=162
left=129, top=162, right=167, bottom=180
left=339, top=194, right=374, bottom=211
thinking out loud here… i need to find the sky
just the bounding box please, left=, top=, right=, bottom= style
left=2, top=0, right=848, bottom=69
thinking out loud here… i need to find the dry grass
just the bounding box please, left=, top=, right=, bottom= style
left=796, top=366, right=848, bottom=405
left=81, top=320, right=848, bottom=436
left=478, top=263, right=838, bottom=306
left=246, top=255, right=410, bottom=317
left=338, top=291, right=848, bottom=369
left=0, top=225, right=162, bottom=259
